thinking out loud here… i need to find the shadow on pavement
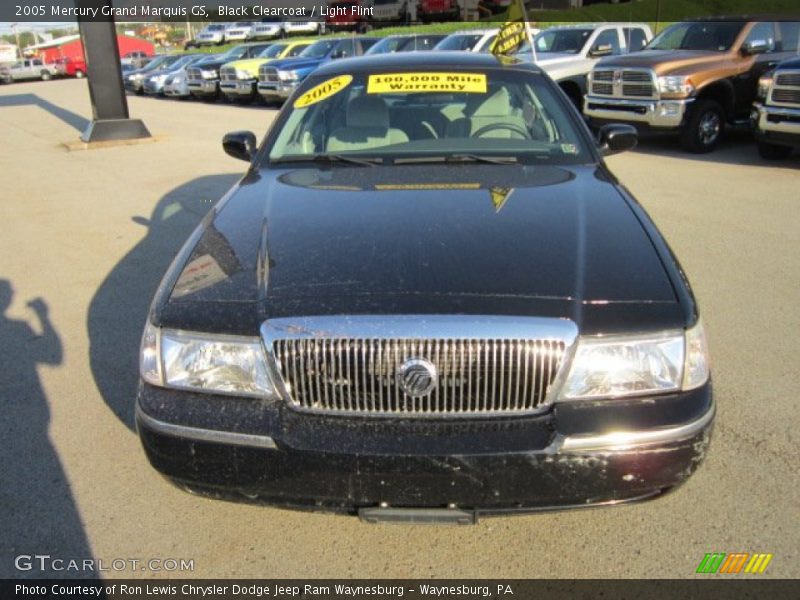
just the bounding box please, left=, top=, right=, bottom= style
left=630, top=129, right=800, bottom=168
left=0, top=93, right=90, bottom=132
left=0, top=280, right=94, bottom=577
left=87, top=175, right=238, bottom=432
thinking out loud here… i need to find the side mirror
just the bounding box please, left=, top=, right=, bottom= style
left=589, top=44, right=614, bottom=57
left=223, top=131, right=257, bottom=162
left=597, top=123, right=638, bottom=156
left=741, top=39, right=770, bottom=55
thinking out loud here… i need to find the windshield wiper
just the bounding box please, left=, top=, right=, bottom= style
left=272, top=154, right=381, bottom=167
left=395, top=154, right=519, bottom=165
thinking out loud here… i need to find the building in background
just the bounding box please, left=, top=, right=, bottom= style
left=25, top=34, right=154, bottom=63
left=0, top=43, right=18, bottom=63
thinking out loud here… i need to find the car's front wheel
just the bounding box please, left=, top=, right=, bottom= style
left=40, top=70, right=52, bottom=81
left=757, top=140, right=793, bottom=160
left=75, top=70, right=84, bottom=79
left=680, top=99, right=724, bottom=153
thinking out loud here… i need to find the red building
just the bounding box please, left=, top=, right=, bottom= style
left=28, top=34, right=154, bottom=63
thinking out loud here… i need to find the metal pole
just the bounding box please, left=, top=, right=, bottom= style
left=11, top=23, right=22, bottom=59
left=76, top=0, right=150, bottom=143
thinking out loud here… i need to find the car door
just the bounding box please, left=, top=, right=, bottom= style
left=734, top=22, right=782, bottom=114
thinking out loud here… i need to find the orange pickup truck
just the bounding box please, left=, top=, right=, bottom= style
left=584, top=18, right=800, bottom=152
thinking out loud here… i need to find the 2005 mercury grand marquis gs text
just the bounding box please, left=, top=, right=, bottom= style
left=136, top=53, right=713, bottom=523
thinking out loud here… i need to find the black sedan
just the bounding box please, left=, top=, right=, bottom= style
left=136, top=52, right=713, bottom=522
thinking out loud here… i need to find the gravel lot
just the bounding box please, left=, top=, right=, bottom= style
left=1, top=78, right=798, bottom=579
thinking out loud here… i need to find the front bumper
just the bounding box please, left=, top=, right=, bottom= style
left=220, top=79, right=257, bottom=98
left=584, top=96, right=693, bottom=130
left=187, top=79, right=219, bottom=97
left=124, top=78, right=144, bottom=93
left=164, top=82, right=190, bottom=97
left=136, top=382, right=714, bottom=516
left=143, top=80, right=165, bottom=95
left=257, top=80, right=296, bottom=101
left=753, top=102, right=800, bottom=148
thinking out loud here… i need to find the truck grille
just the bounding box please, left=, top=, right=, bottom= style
left=186, top=67, right=202, bottom=81
left=770, top=70, right=800, bottom=107
left=591, top=68, right=656, bottom=99
left=259, top=65, right=279, bottom=83
left=264, top=316, right=576, bottom=418
left=220, top=67, right=237, bottom=82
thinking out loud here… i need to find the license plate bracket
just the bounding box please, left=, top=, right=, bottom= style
left=358, top=507, right=477, bottom=525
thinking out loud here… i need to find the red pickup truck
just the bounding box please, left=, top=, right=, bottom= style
left=56, top=57, right=87, bottom=78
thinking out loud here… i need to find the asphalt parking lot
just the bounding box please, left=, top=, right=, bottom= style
left=1, top=77, right=798, bottom=579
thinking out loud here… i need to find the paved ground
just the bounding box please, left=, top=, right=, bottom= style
left=0, top=78, right=798, bottom=580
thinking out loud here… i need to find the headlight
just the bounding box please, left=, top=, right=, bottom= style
left=658, top=75, right=694, bottom=97
left=236, top=69, right=252, bottom=80
left=140, top=323, right=274, bottom=398
left=279, top=70, right=299, bottom=82
left=558, top=322, right=710, bottom=401
left=757, top=74, right=773, bottom=100
left=201, top=69, right=217, bottom=79
left=559, top=330, right=684, bottom=400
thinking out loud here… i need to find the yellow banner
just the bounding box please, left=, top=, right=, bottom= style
left=294, top=74, right=353, bottom=109
left=490, top=0, right=529, bottom=56
left=368, top=72, right=487, bottom=94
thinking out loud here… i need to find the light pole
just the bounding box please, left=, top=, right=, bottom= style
left=11, top=23, right=22, bottom=59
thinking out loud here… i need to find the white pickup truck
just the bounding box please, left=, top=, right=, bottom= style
left=1, top=58, right=60, bottom=83
left=516, top=23, right=653, bottom=109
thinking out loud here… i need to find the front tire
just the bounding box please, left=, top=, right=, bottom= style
left=680, top=99, right=724, bottom=153
left=757, top=140, right=793, bottom=160
left=41, top=70, right=52, bottom=81
left=75, top=70, right=85, bottom=79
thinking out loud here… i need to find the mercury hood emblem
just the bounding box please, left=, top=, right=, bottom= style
left=398, top=358, right=437, bottom=397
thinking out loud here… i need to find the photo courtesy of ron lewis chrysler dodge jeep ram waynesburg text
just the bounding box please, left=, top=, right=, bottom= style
left=135, top=53, right=713, bottom=524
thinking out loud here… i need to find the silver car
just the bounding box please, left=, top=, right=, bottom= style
left=144, top=55, right=206, bottom=96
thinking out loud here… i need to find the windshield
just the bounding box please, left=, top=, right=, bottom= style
left=435, top=34, right=483, bottom=51
left=367, top=37, right=408, bottom=55
left=300, top=40, right=337, bottom=58
left=207, top=25, right=224, bottom=32
left=648, top=21, right=746, bottom=51
left=259, top=43, right=287, bottom=58
left=142, top=55, right=169, bottom=70
left=268, top=70, right=589, bottom=165
left=223, top=46, right=250, bottom=60
left=532, top=29, right=593, bottom=54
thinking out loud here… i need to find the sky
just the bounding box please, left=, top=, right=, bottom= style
left=0, top=22, right=78, bottom=35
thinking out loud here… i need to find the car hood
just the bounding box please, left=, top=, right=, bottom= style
left=777, top=55, right=800, bottom=69
left=158, top=164, right=683, bottom=335
left=267, top=57, right=325, bottom=71
left=225, top=57, right=270, bottom=71
left=596, top=49, right=733, bottom=75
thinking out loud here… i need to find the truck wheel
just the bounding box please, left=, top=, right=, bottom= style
left=41, top=70, right=52, bottom=81
left=75, top=70, right=85, bottom=79
left=680, top=99, right=724, bottom=153
left=757, top=140, right=793, bottom=160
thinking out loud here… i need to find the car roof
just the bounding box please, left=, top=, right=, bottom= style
left=444, top=29, right=499, bottom=36
left=313, top=51, right=542, bottom=76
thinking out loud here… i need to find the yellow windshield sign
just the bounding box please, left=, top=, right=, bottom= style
left=368, top=73, right=487, bottom=94
left=294, top=74, right=353, bottom=109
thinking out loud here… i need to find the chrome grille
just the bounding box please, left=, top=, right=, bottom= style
left=186, top=67, right=202, bottom=81
left=775, top=72, right=800, bottom=87
left=590, top=68, right=656, bottom=99
left=220, top=67, right=237, bottom=82
left=592, top=82, right=613, bottom=95
left=770, top=70, right=800, bottom=107
left=259, top=65, right=279, bottom=82
left=263, top=316, right=577, bottom=418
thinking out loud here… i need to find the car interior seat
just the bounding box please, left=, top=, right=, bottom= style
left=327, top=96, right=409, bottom=152
left=445, top=87, right=529, bottom=139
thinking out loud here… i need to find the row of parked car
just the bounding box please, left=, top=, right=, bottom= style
left=125, top=19, right=800, bottom=159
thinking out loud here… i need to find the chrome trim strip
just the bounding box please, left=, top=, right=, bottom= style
left=135, top=403, right=277, bottom=449
left=557, top=400, right=715, bottom=453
